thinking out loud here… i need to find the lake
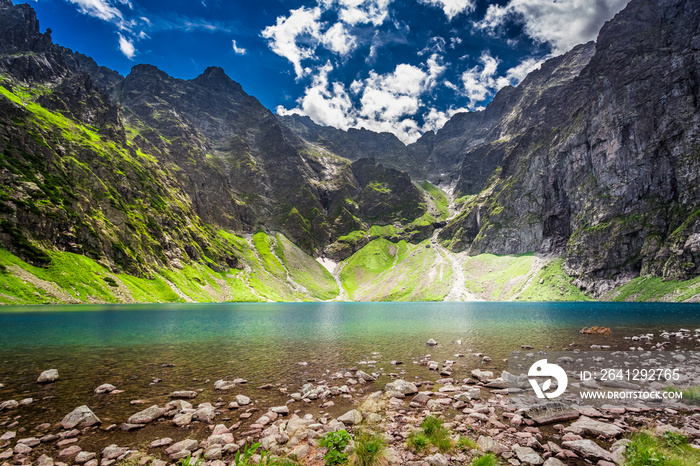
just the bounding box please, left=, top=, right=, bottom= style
left=0, top=301, right=699, bottom=449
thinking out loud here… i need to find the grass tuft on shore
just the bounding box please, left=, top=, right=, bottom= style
left=470, top=453, right=500, bottom=466
left=349, top=429, right=388, bottom=466
left=406, top=415, right=453, bottom=453
left=624, top=430, right=700, bottom=466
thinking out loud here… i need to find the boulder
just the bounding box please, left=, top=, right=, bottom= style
left=524, top=403, right=580, bottom=425
left=337, top=409, right=362, bottom=425
left=165, top=439, right=199, bottom=456
left=101, top=445, right=129, bottom=460
left=37, top=369, right=59, bottom=383
left=170, top=391, right=198, bottom=399
left=564, top=416, right=624, bottom=438
left=513, top=446, right=544, bottom=464
left=235, top=395, right=251, bottom=406
left=0, top=400, right=18, bottom=411
left=562, top=439, right=613, bottom=461
left=61, top=406, right=101, bottom=429
left=94, top=384, right=116, bottom=394
left=128, top=405, right=165, bottom=424
left=385, top=379, right=419, bottom=395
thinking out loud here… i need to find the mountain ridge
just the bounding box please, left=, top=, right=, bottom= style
left=0, top=0, right=698, bottom=303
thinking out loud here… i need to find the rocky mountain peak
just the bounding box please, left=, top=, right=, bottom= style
left=0, top=0, right=13, bottom=8
left=191, top=65, right=245, bottom=95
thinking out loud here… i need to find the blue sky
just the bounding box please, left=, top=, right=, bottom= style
left=29, top=0, right=629, bottom=142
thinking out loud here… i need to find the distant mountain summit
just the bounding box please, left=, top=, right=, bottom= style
left=0, top=0, right=698, bottom=303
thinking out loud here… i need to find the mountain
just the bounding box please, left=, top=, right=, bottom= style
left=0, top=0, right=698, bottom=304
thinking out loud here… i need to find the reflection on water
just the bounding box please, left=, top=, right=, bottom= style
left=0, top=301, right=698, bottom=444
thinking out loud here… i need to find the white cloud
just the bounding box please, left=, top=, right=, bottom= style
left=232, top=39, right=246, bottom=55
left=67, top=0, right=124, bottom=24
left=279, top=56, right=450, bottom=143
left=322, top=23, right=357, bottom=55
left=461, top=51, right=544, bottom=110
left=475, top=0, right=628, bottom=54
left=118, top=33, right=135, bottom=58
left=335, top=0, right=392, bottom=26
left=261, top=7, right=323, bottom=78
left=418, top=0, right=475, bottom=20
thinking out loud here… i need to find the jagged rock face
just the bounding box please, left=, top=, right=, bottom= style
left=441, top=0, right=700, bottom=293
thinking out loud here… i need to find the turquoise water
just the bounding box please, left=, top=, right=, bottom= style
left=0, top=301, right=698, bottom=441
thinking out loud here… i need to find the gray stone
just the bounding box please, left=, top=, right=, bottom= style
left=61, top=406, right=101, bottom=429
left=562, top=439, right=613, bottom=461
left=524, top=402, right=580, bottom=425
left=427, top=338, right=438, bottom=346
left=36, top=454, right=54, bottom=466
left=149, top=438, right=173, bottom=448
left=337, top=409, right=362, bottom=425
left=0, top=400, right=18, bottom=411
left=235, top=395, right=251, bottom=405
left=290, top=444, right=310, bottom=459
left=270, top=405, right=289, bottom=414
left=127, top=405, right=164, bottom=424
left=355, top=370, right=376, bottom=381
left=74, top=451, right=96, bottom=464
left=94, top=384, right=116, bottom=394
left=543, top=458, right=567, bottom=466
left=101, top=445, right=128, bottom=460
left=513, top=446, right=543, bottom=465
left=214, top=379, right=244, bottom=390
left=37, top=369, right=59, bottom=383
left=385, top=379, right=419, bottom=395
left=58, top=445, right=81, bottom=458
left=165, top=439, right=199, bottom=456
left=171, top=390, right=198, bottom=399
left=564, top=416, right=624, bottom=438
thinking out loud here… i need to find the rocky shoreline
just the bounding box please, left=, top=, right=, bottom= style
left=1, top=329, right=699, bottom=466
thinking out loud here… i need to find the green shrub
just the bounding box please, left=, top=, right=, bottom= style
left=456, top=436, right=478, bottom=451
left=471, top=453, right=499, bottom=466
left=349, top=430, right=387, bottom=466
left=179, top=454, right=203, bottom=466
left=319, top=430, right=351, bottom=465
left=624, top=430, right=700, bottom=466
left=406, top=416, right=453, bottom=453
left=234, top=442, right=297, bottom=466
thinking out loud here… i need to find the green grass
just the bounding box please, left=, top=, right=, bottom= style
left=605, top=275, right=700, bottom=302
left=463, top=253, right=537, bottom=300
left=456, top=436, right=478, bottom=451
left=624, top=430, right=700, bottom=466
left=420, top=181, right=449, bottom=221
left=664, top=386, right=700, bottom=405
left=274, top=234, right=338, bottom=300
left=253, top=231, right=285, bottom=277
left=471, top=453, right=500, bottom=466
left=349, top=430, right=387, bottom=466
left=406, top=416, right=453, bottom=453
left=368, top=225, right=398, bottom=239
left=517, top=259, right=591, bottom=301
left=340, top=238, right=401, bottom=298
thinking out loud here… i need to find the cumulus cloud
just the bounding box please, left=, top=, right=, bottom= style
left=232, top=39, right=246, bottom=55
left=461, top=52, right=543, bottom=109
left=118, top=33, right=135, bottom=58
left=475, top=0, right=628, bottom=54
left=279, top=55, right=452, bottom=143
left=418, top=0, right=475, bottom=20
left=261, top=7, right=323, bottom=78
left=334, top=0, right=392, bottom=26
left=322, top=23, right=357, bottom=55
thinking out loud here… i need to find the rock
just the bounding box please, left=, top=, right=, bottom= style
left=165, top=439, right=199, bottom=456
left=36, top=454, right=54, bottom=466
left=477, top=436, right=508, bottom=454
left=427, top=338, right=437, bottom=346
left=0, top=431, right=15, bottom=441
left=94, top=384, right=116, bottom=394
left=290, top=444, right=309, bottom=459
left=170, top=391, right=198, bottom=399
left=37, top=369, right=59, bottom=383
left=513, top=446, right=544, bottom=464
left=101, top=445, right=128, bottom=460
left=150, top=438, right=173, bottom=448
left=61, top=406, right=101, bottom=429
left=0, top=448, right=12, bottom=460
left=270, top=405, right=289, bottom=414
left=173, top=413, right=192, bottom=427
left=235, top=395, right=251, bottom=406
left=562, top=440, right=613, bottom=461
left=355, top=370, right=376, bottom=381
left=543, top=458, right=567, bottom=466
left=58, top=445, right=81, bottom=459
left=385, top=379, right=419, bottom=395
left=524, top=403, right=580, bottom=425
left=337, top=410, right=362, bottom=425
left=426, top=453, right=448, bottom=466
left=455, top=387, right=481, bottom=401
left=0, top=400, right=18, bottom=411
left=20, top=398, right=33, bottom=405
left=17, top=437, right=40, bottom=447
left=14, top=443, right=32, bottom=455
left=193, top=404, right=217, bottom=423
left=74, top=451, right=96, bottom=464
left=564, top=416, right=624, bottom=438
left=214, top=379, right=244, bottom=390
left=127, top=405, right=165, bottom=424
left=120, top=423, right=145, bottom=431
